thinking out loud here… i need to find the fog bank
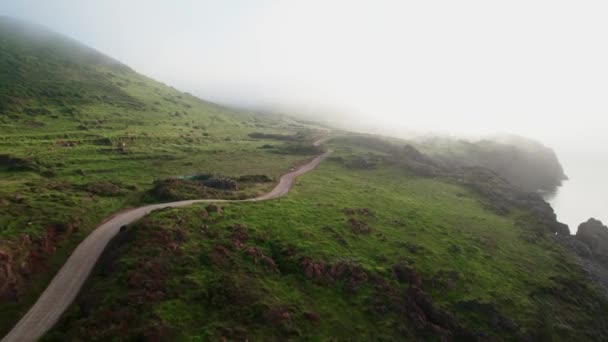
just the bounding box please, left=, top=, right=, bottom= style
left=3, top=1, right=608, bottom=146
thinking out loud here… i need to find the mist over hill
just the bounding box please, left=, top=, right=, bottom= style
left=415, top=134, right=568, bottom=192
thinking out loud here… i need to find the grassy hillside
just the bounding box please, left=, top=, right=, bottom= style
left=2, top=16, right=606, bottom=341
left=45, top=138, right=608, bottom=341
left=0, top=17, right=330, bottom=334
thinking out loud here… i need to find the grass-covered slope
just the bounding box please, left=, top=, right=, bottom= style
left=0, top=17, right=329, bottom=334
left=45, top=139, right=608, bottom=341
left=0, top=16, right=139, bottom=115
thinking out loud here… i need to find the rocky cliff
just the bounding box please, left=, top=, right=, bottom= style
left=416, top=135, right=568, bottom=192
left=558, top=218, right=608, bottom=295
left=576, top=219, right=608, bottom=265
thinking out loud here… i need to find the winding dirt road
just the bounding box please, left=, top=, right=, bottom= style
left=2, top=140, right=331, bottom=342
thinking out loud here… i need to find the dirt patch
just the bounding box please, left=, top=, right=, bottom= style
left=347, top=218, right=372, bottom=234
left=209, top=245, right=233, bottom=266
left=230, top=224, right=249, bottom=250
left=246, top=246, right=277, bottom=272
left=300, top=257, right=368, bottom=291
left=0, top=221, right=80, bottom=301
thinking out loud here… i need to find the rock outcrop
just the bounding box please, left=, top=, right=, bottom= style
left=557, top=218, right=608, bottom=296
left=0, top=222, right=79, bottom=300
left=451, top=166, right=570, bottom=235
left=417, top=135, right=568, bottom=192
left=576, top=219, right=608, bottom=265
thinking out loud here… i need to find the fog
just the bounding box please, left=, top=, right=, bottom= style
left=4, top=1, right=608, bottom=144
left=4, top=0, right=608, bottom=227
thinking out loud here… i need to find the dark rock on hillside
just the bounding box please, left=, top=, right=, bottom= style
left=403, top=281, right=481, bottom=340
left=0, top=221, right=79, bottom=301
left=576, top=219, right=608, bottom=264
left=557, top=219, right=608, bottom=296
left=558, top=236, right=592, bottom=259
left=453, top=167, right=569, bottom=235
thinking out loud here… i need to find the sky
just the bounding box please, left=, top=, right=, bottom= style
left=3, top=0, right=608, bottom=147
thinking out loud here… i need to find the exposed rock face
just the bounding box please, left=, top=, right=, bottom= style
left=453, top=167, right=570, bottom=235
left=0, top=222, right=79, bottom=300
left=417, top=135, right=568, bottom=192
left=347, top=136, right=571, bottom=237
left=0, top=250, right=17, bottom=300
left=576, top=219, right=608, bottom=264
left=556, top=218, right=608, bottom=296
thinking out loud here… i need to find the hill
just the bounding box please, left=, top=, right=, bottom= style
left=0, top=16, right=329, bottom=333
left=2, top=17, right=607, bottom=341
left=44, top=137, right=608, bottom=341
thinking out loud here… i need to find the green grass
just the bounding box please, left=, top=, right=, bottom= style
left=44, top=143, right=608, bottom=341
left=2, top=16, right=605, bottom=341
left=0, top=16, right=332, bottom=336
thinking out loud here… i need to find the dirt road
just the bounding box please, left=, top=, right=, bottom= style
left=2, top=141, right=331, bottom=342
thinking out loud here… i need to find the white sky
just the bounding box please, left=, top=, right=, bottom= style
left=3, top=0, right=608, bottom=146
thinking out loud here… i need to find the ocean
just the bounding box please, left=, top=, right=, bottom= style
left=544, top=143, right=608, bottom=234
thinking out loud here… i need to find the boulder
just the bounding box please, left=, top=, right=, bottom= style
left=576, top=218, right=608, bottom=263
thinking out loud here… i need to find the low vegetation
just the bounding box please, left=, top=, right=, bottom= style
left=2, top=16, right=606, bottom=341
left=45, top=140, right=608, bottom=341
left=0, top=17, right=329, bottom=335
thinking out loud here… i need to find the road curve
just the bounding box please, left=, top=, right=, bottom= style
left=3, top=140, right=331, bottom=342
